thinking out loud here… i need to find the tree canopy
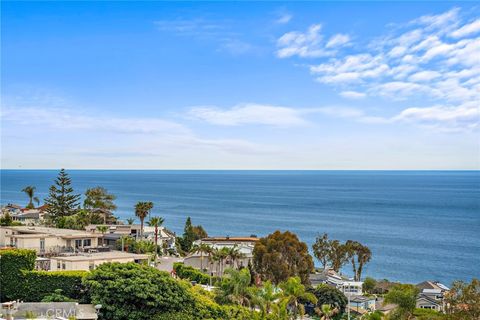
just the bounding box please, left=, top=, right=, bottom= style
left=253, top=230, right=314, bottom=285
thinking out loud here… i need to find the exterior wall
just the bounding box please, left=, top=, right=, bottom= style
left=50, top=257, right=136, bottom=271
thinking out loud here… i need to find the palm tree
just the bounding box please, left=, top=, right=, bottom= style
left=96, top=225, right=109, bottom=247
left=134, top=201, right=153, bottom=239
left=22, top=186, right=40, bottom=209
left=279, top=276, right=317, bottom=319
left=218, top=268, right=252, bottom=307
left=249, top=280, right=281, bottom=318
left=228, top=245, right=245, bottom=269
left=219, top=247, right=230, bottom=277
left=211, top=247, right=221, bottom=277
left=147, top=216, right=164, bottom=247
left=126, top=218, right=135, bottom=225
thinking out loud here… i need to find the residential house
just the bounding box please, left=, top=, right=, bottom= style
left=84, top=224, right=176, bottom=250
left=348, top=295, right=376, bottom=313
left=184, top=236, right=259, bottom=274
left=416, top=281, right=450, bottom=312
left=309, top=268, right=364, bottom=296
left=49, top=250, right=149, bottom=271
left=0, top=226, right=101, bottom=256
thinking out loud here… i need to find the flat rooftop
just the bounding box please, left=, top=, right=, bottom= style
left=51, top=250, right=149, bottom=262
left=201, top=237, right=259, bottom=242
left=2, top=226, right=101, bottom=238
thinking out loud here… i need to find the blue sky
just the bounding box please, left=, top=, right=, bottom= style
left=1, top=1, right=479, bottom=169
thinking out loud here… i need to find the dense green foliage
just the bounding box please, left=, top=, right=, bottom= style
left=174, top=262, right=212, bottom=284
left=307, top=284, right=347, bottom=318
left=41, top=289, right=76, bottom=302
left=0, top=249, right=86, bottom=302
left=21, top=270, right=88, bottom=302
left=84, top=262, right=196, bottom=320
left=84, top=262, right=254, bottom=320
left=44, top=169, right=81, bottom=225
left=0, top=249, right=36, bottom=301
left=253, top=230, right=314, bottom=284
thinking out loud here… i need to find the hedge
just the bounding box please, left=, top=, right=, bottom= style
left=173, top=262, right=211, bottom=285
left=21, top=270, right=88, bottom=302
left=0, top=249, right=88, bottom=302
left=0, top=249, right=36, bottom=301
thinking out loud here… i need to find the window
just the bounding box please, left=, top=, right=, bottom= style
left=89, top=262, right=95, bottom=271
left=40, top=238, right=45, bottom=252
left=83, top=239, right=91, bottom=247
left=57, top=262, right=61, bottom=269
left=75, top=240, right=82, bottom=248
left=62, top=262, right=66, bottom=270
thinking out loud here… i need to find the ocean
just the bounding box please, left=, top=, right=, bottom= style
left=1, top=170, right=479, bottom=285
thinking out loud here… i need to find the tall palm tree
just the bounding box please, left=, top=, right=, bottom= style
left=147, top=216, right=164, bottom=247
left=279, top=276, right=317, bottom=319
left=219, top=247, right=230, bottom=277
left=22, top=186, right=40, bottom=209
left=228, top=245, right=245, bottom=269
left=211, top=247, right=222, bottom=277
left=96, top=225, right=109, bottom=247
left=134, top=201, right=153, bottom=239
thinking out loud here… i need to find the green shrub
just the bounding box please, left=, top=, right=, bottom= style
left=0, top=249, right=36, bottom=300
left=173, top=262, right=211, bottom=285
left=84, top=262, right=196, bottom=320
left=0, top=248, right=88, bottom=302
left=21, top=270, right=88, bottom=302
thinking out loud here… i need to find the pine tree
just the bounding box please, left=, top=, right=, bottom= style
left=44, top=169, right=81, bottom=224
left=180, top=217, right=195, bottom=252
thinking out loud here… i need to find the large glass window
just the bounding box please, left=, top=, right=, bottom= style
left=75, top=239, right=82, bottom=248
left=83, top=239, right=91, bottom=247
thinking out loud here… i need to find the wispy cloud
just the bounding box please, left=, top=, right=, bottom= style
left=153, top=18, right=226, bottom=37
left=188, top=103, right=309, bottom=127
left=326, top=34, right=351, bottom=48
left=279, top=7, right=480, bottom=132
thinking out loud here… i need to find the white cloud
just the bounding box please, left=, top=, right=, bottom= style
left=276, top=13, right=292, bottom=24
left=450, top=19, right=480, bottom=38
left=340, top=91, right=367, bottom=99
left=392, top=101, right=479, bottom=132
left=188, top=103, right=309, bottom=127
left=326, top=34, right=350, bottom=48
left=1, top=106, right=190, bottom=135
left=276, top=24, right=327, bottom=58
left=280, top=7, right=480, bottom=132
left=414, top=7, right=460, bottom=31
left=408, top=70, right=442, bottom=82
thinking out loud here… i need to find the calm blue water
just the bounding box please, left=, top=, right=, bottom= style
left=1, top=170, right=479, bottom=285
